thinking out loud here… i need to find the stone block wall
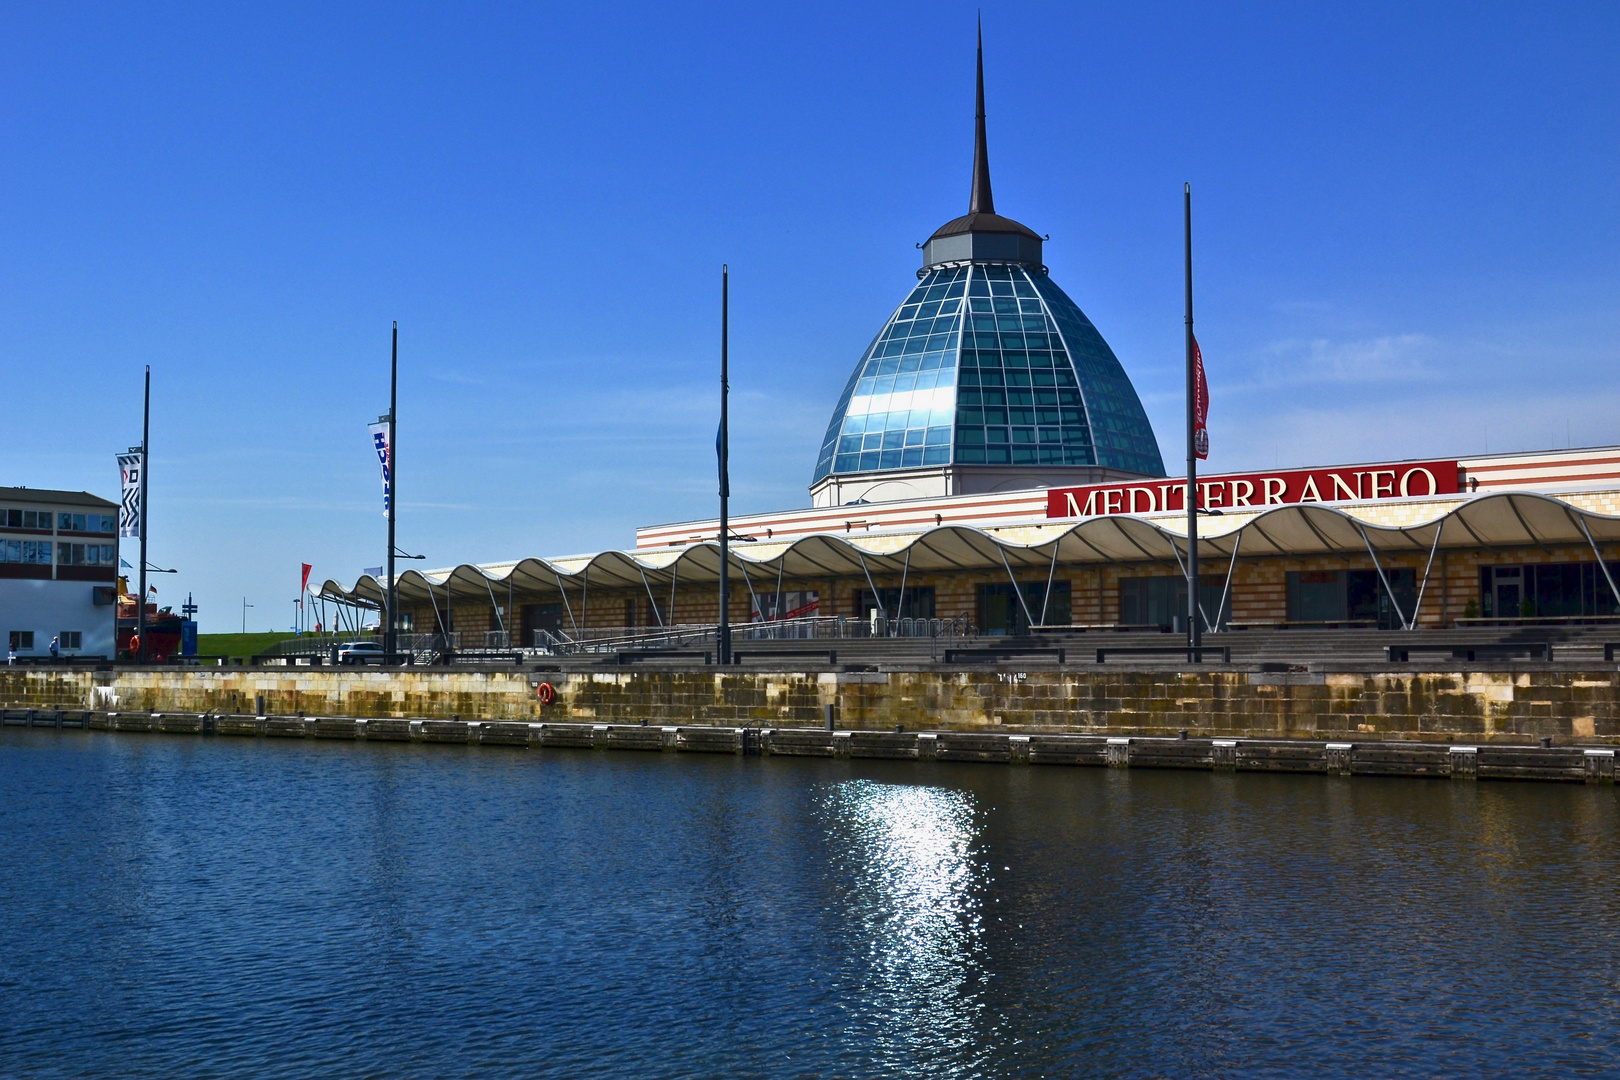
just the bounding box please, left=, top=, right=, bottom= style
left=4, top=666, right=1616, bottom=743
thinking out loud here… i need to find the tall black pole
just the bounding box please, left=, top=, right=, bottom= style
left=718, top=266, right=731, bottom=665
left=386, top=321, right=398, bottom=661
left=1184, top=183, right=1200, bottom=655
left=137, top=366, right=150, bottom=663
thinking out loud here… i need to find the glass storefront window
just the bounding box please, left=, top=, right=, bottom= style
left=1285, top=569, right=1416, bottom=628
left=1479, top=562, right=1620, bottom=618
left=1118, top=576, right=1230, bottom=631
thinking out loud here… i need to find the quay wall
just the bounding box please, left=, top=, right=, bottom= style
left=2, top=665, right=1618, bottom=743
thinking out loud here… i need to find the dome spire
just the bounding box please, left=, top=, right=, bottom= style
left=970, top=20, right=994, bottom=216
left=920, top=20, right=1042, bottom=270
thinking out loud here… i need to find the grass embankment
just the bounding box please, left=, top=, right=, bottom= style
left=196, top=632, right=303, bottom=659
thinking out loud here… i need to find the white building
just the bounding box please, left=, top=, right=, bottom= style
left=0, top=487, right=120, bottom=660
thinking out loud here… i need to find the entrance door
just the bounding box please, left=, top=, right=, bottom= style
left=978, top=584, right=1023, bottom=636
left=1493, top=568, right=1522, bottom=619
left=522, top=603, right=564, bottom=647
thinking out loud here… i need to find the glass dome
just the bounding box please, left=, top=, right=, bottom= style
left=812, top=30, right=1164, bottom=489
left=812, top=262, right=1165, bottom=483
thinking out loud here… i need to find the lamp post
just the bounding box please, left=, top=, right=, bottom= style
left=1184, top=184, right=1200, bottom=657
left=137, top=367, right=150, bottom=663
left=718, top=266, right=731, bottom=666
left=385, top=322, right=399, bottom=663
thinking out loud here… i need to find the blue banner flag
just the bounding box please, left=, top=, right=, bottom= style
left=368, top=423, right=391, bottom=517
left=716, top=422, right=729, bottom=499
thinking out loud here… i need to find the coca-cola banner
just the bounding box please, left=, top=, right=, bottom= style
left=1047, top=460, right=1461, bottom=519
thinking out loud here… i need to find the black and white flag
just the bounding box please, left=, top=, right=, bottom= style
left=118, top=452, right=143, bottom=539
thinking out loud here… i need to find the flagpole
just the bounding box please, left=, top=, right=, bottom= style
left=1184, top=183, right=1200, bottom=657
left=386, top=321, right=398, bottom=662
left=718, top=265, right=731, bottom=666
left=138, top=365, right=150, bottom=664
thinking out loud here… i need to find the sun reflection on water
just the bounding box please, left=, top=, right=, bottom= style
left=821, top=779, right=988, bottom=1064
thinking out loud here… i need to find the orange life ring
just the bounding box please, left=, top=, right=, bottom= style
left=536, top=682, right=557, bottom=706
left=128, top=634, right=141, bottom=654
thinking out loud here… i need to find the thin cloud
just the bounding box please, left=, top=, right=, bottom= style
left=1248, top=333, right=1440, bottom=388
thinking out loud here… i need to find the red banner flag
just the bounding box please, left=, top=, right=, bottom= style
left=1192, top=334, right=1209, bottom=460
left=300, top=563, right=312, bottom=595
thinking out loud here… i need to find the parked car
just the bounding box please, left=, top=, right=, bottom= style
left=337, top=641, right=385, bottom=665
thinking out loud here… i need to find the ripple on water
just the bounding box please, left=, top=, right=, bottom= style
left=1, top=730, right=1616, bottom=1079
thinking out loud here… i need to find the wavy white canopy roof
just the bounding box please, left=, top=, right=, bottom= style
left=316, top=491, right=1620, bottom=607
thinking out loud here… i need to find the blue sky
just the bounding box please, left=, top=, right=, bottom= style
left=3, top=2, right=1616, bottom=631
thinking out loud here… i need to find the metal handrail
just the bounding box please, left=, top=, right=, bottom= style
left=529, top=615, right=980, bottom=655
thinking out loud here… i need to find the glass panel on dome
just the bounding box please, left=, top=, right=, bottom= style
left=1025, top=268, right=1165, bottom=476
left=814, top=255, right=1162, bottom=486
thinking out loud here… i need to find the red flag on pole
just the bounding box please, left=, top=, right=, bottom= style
left=1192, top=334, right=1209, bottom=460
left=300, top=563, right=312, bottom=599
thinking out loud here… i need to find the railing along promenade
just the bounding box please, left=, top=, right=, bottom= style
left=240, top=616, right=979, bottom=665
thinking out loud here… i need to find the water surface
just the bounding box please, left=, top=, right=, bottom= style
left=1, top=730, right=1616, bottom=1078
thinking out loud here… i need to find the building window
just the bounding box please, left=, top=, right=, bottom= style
left=977, top=581, right=1073, bottom=635
left=1286, top=569, right=1416, bottom=628
left=9, top=631, right=35, bottom=652
left=55, top=543, right=116, bottom=566
left=1118, top=576, right=1228, bottom=631
left=752, top=590, right=820, bottom=622
left=58, top=512, right=115, bottom=532
left=2, top=509, right=52, bottom=529
left=854, top=587, right=937, bottom=620
left=58, top=631, right=82, bottom=650
left=1479, top=562, right=1620, bottom=618
left=0, top=541, right=53, bottom=564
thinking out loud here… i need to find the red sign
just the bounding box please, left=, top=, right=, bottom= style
left=1046, top=460, right=1461, bottom=519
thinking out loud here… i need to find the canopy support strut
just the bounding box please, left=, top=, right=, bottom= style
left=773, top=558, right=785, bottom=623
left=738, top=557, right=761, bottom=625
left=1574, top=512, right=1620, bottom=611
left=1216, top=531, right=1242, bottom=632
left=855, top=550, right=882, bottom=622
left=1167, top=538, right=1214, bottom=632
left=424, top=581, right=445, bottom=638
left=1039, top=540, right=1060, bottom=626
left=483, top=574, right=505, bottom=638
left=897, top=547, right=912, bottom=621
left=1357, top=524, right=1408, bottom=629
left=1409, top=521, right=1445, bottom=631
left=998, top=545, right=1036, bottom=632
left=637, top=565, right=664, bottom=628
left=552, top=570, right=579, bottom=636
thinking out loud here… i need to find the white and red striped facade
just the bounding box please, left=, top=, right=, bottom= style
left=637, top=446, right=1620, bottom=549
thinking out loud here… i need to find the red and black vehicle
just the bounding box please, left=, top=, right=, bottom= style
left=117, top=597, right=182, bottom=660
